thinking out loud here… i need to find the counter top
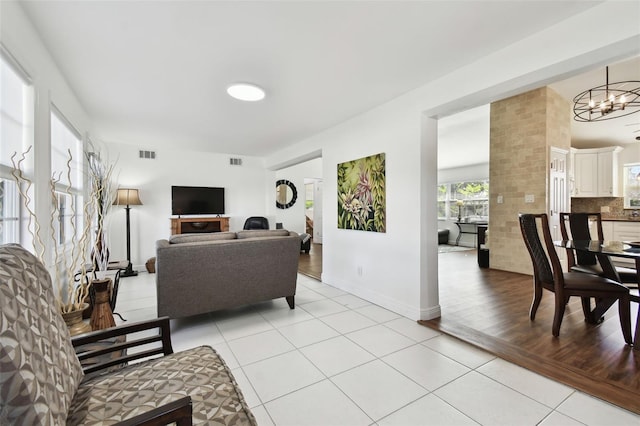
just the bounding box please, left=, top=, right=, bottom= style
left=601, top=217, right=640, bottom=222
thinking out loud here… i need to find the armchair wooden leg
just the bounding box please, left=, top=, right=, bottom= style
left=530, top=281, right=542, bottom=321
left=552, top=297, right=567, bottom=337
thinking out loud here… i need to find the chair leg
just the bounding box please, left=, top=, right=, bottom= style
left=530, top=281, right=542, bottom=320
left=617, top=295, right=632, bottom=345
left=552, top=296, right=567, bottom=337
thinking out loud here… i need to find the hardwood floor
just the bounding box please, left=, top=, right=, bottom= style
left=298, top=242, right=322, bottom=280
left=422, top=250, right=640, bottom=414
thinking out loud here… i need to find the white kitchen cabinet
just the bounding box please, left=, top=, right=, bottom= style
left=571, top=147, right=622, bottom=197
left=606, top=220, right=640, bottom=266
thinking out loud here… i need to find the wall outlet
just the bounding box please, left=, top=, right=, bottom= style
left=497, top=195, right=504, bottom=204
left=601, top=206, right=610, bottom=213
left=525, top=194, right=535, bottom=203
left=357, top=266, right=363, bottom=276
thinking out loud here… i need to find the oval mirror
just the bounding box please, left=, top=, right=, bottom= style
left=276, top=179, right=297, bottom=209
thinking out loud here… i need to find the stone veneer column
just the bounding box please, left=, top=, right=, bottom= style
left=489, top=87, right=571, bottom=275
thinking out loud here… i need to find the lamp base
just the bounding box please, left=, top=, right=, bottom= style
left=120, top=262, right=138, bottom=278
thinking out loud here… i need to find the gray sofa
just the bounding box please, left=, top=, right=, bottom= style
left=156, top=229, right=300, bottom=318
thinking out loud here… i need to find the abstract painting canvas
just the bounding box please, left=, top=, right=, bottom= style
left=337, top=152, right=386, bottom=232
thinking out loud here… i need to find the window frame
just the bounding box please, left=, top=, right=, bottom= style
left=438, top=179, right=490, bottom=221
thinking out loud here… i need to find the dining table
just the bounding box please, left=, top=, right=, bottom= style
left=555, top=239, right=640, bottom=348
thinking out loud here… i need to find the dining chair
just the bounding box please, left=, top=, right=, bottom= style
left=558, top=212, right=638, bottom=287
left=519, top=213, right=632, bottom=343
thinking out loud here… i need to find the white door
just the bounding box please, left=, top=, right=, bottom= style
left=550, top=148, right=569, bottom=268
left=314, top=180, right=323, bottom=243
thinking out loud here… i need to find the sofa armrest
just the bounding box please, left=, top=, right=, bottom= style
left=115, top=396, right=192, bottom=426
left=72, top=316, right=174, bottom=375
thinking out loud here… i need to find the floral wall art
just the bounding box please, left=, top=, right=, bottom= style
left=337, top=152, right=386, bottom=233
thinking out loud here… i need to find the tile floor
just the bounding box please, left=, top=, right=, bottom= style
left=115, top=272, right=639, bottom=425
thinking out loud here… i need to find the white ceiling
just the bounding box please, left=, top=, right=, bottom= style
left=16, top=0, right=607, bottom=159
left=438, top=56, right=640, bottom=169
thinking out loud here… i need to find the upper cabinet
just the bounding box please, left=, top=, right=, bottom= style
left=571, top=146, right=623, bottom=197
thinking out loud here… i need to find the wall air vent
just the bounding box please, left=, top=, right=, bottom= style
left=139, top=150, right=156, bottom=159
left=229, top=157, right=243, bottom=166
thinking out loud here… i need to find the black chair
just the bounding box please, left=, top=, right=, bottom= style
left=559, top=212, right=638, bottom=286
left=519, top=213, right=632, bottom=343
left=243, top=216, right=269, bottom=230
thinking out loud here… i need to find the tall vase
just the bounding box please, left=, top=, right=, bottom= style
left=62, top=303, right=92, bottom=336
left=90, top=278, right=116, bottom=331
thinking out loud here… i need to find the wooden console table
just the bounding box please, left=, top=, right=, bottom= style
left=170, top=216, right=230, bottom=235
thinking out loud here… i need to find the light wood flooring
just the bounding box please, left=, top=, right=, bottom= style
left=422, top=249, right=640, bottom=414
left=298, top=242, right=322, bottom=280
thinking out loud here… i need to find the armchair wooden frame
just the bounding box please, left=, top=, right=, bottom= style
left=71, top=317, right=193, bottom=426
left=558, top=212, right=638, bottom=285
left=519, top=213, right=632, bottom=344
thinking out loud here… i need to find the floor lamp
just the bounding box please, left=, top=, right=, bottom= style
left=113, top=188, right=143, bottom=277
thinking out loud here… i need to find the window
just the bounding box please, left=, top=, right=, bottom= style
left=623, top=163, right=640, bottom=208
left=50, top=110, right=83, bottom=246
left=0, top=53, right=32, bottom=245
left=438, top=180, right=489, bottom=220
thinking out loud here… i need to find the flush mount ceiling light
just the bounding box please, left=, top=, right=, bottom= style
left=226, top=83, right=265, bottom=102
left=573, top=66, right=640, bottom=122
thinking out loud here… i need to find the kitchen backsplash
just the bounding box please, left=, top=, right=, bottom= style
left=571, top=197, right=629, bottom=217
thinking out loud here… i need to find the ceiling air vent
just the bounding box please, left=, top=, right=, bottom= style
left=139, top=150, right=156, bottom=159
left=229, top=157, right=243, bottom=166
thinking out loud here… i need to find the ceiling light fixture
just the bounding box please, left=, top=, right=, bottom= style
left=226, top=83, right=265, bottom=102
left=573, top=66, right=640, bottom=122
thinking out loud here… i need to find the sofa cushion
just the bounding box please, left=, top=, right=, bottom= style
left=67, top=346, right=256, bottom=425
left=236, top=229, right=290, bottom=239
left=0, top=244, right=85, bottom=424
left=169, top=232, right=237, bottom=244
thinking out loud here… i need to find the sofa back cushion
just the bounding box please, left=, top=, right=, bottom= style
left=0, top=243, right=84, bottom=424
left=236, top=229, right=291, bottom=239
left=169, top=232, right=237, bottom=244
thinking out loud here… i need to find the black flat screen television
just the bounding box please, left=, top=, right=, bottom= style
left=171, top=186, right=225, bottom=216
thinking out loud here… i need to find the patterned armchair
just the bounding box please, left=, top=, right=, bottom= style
left=0, top=244, right=256, bottom=425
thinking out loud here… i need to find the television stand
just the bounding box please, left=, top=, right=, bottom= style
left=171, top=216, right=229, bottom=235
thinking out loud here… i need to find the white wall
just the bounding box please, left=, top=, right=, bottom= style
left=104, top=141, right=272, bottom=267
left=273, top=157, right=322, bottom=235
left=264, top=1, right=640, bottom=320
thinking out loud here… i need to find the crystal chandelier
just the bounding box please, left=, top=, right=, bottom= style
left=573, top=66, right=640, bottom=122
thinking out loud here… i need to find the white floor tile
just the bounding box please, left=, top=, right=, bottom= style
left=378, top=394, right=479, bottom=426
left=320, top=310, right=377, bottom=334
left=356, top=304, right=401, bottom=323
left=265, top=380, right=372, bottom=426
left=231, top=367, right=261, bottom=408
left=538, top=411, right=586, bottom=426
left=279, top=318, right=340, bottom=348
left=382, top=344, right=470, bottom=391
left=421, top=334, right=495, bottom=368
left=169, top=317, right=224, bottom=352
left=227, top=329, right=295, bottom=366
left=216, top=312, right=274, bottom=341
left=384, top=317, right=442, bottom=342
left=294, top=288, right=327, bottom=305
left=243, top=351, right=325, bottom=403
left=209, top=341, right=239, bottom=370
left=299, top=298, right=349, bottom=318
left=332, top=360, right=428, bottom=421
left=478, top=357, right=574, bottom=408
left=346, top=324, right=415, bottom=357
left=332, top=293, right=372, bottom=309
left=313, top=284, right=348, bottom=298
left=556, top=392, right=639, bottom=426
left=248, top=405, right=275, bottom=426
left=300, top=336, right=376, bottom=377
left=434, top=371, right=552, bottom=425
left=260, top=305, right=314, bottom=328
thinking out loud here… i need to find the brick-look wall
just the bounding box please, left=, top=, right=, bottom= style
left=489, top=87, right=571, bottom=275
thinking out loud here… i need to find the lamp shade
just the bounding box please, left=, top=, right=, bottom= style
left=113, top=188, right=142, bottom=206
